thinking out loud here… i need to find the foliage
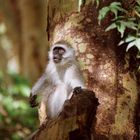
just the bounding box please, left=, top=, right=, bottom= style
left=98, top=1, right=140, bottom=53
left=0, top=71, right=38, bottom=140
left=98, top=2, right=127, bottom=25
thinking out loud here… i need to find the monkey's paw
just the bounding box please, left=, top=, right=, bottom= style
left=29, top=94, right=38, bottom=107
left=73, top=87, right=82, bottom=95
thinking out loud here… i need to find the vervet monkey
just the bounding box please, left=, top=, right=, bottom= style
left=29, top=41, right=85, bottom=124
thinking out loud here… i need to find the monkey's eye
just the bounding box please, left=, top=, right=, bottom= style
left=59, top=48, right=65, bottom=54
left=53, top=47, right=65, bottom=54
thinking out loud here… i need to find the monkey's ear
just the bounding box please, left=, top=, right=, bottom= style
left=29, top=94, right=39, bottom=108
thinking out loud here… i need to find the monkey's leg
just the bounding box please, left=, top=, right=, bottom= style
left=38, top=100, right=47, bottom=125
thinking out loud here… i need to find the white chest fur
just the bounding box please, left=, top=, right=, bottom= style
left=48, top=83, right=68, bottom=118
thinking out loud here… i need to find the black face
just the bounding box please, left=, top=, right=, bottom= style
left=53, top=47, right=65, bottom=63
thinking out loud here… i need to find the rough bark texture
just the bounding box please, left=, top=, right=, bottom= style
left=29, top=89, right=99, bottom=140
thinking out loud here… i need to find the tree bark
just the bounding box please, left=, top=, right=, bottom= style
left=30, top=0, right=139, bottom=139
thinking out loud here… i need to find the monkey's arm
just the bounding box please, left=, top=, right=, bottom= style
left=29, top=73, right=48, bottom=107
left=31, top=73, right=48, bottom=96
left=66, top=65, right=85, bottom=89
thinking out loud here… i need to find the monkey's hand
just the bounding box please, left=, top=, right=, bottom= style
left=29, top=94, right=39, bottom=107
left=73, top=87, right=82, bottom=95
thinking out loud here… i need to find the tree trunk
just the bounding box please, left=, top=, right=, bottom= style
left=30, top=0, right=139, bottom=139
left=0, top=0, right=22, bottom=72
left=18, top=0, right=48, bottom=82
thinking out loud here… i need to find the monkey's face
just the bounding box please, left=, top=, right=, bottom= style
left=53, top=47, right=65, bottom=63
left=49, top=43, right=75, bottom=65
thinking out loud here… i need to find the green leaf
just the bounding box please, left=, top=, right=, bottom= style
left=119, top=35, right=136, bottom=45
left=118, top=40, right=125, bottom=46
left=98, top=7, right=110, bottom=24
left=123, top=21, right=137, bottom=30
left=117, top=22, right=126, bottom=38
left=105, top=22, right=117, bottom=31
left=135, top=38, right=140, bottom=51
left=125, top=35, right=136, bottom=43
left=110, top=2, right=127, bottom=13
left=19, top=85, right=30, bottom=97
left=110, top=2, right=121, bottom=7
left=110, top=8, right=118, bottom=18
left=126, top=41, right=135, bottom=51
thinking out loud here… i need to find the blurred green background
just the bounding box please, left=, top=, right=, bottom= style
left=0, top=71, right=38, bottom=139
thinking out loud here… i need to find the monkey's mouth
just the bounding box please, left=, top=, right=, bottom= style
left=53, top=57, right=61, bottom=63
